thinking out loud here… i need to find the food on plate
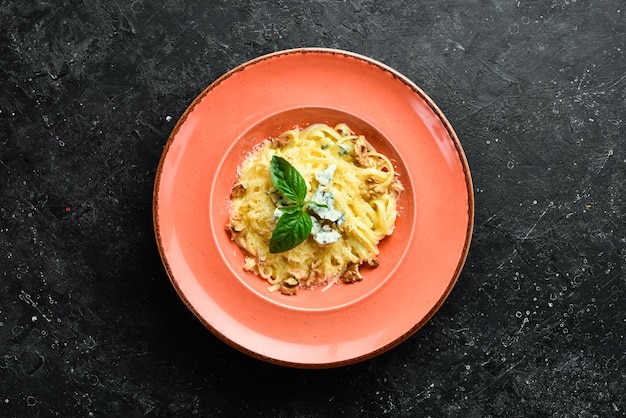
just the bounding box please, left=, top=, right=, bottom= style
left=227, top=123, right=403, bottom=295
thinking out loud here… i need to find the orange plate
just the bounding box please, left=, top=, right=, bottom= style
left=153, top=48, right=474, bottom=368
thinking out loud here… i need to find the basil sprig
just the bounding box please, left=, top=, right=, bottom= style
left=270, top=155, right=307, bottom=204
left=269, top=155, right=326, bottom=253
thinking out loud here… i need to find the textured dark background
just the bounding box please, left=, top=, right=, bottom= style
left=1, top=0, right=625, bottom=416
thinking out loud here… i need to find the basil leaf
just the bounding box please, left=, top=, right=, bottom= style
left=277, top=205, right=302, bottom=214
left=304, top=201, right=328, bottom=209
left=269, top=210, right=312, bottom=253
left=270, top=156, right=307, bottom=204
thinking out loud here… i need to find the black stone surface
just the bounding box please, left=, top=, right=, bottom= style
left=1, top=1, right=625, bottom=416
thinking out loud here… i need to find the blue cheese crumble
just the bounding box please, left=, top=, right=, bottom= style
left=308, top=164, right=345, bottom=245
left=311, top=217, right=341, bottom=245
left=315, top=164, right=336, bottom=187
left=308, top=188, right=345, bottom=225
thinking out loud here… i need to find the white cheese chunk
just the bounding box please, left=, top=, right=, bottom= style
left=310, top=216, right=341, bottom=245
left=308, top=188, right=345, bottom=225
left=273, top=207, right=283, bottom=222
left=269, top=190, right=290, bottom=206
left=314, top=164, right=337, bottom=187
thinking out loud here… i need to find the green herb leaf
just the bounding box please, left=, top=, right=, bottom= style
left=304, top=201, right=328, bottom=209
left=268, top=156, right=321, bottom=253
left=270, top=156, right=307, bottom=204
left=269, top=211, right=312, bottom=253
left=277, top=205, right=302, bottom=214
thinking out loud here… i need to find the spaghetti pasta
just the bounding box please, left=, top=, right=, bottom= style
left=226, top=123, right=403, bottom=294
